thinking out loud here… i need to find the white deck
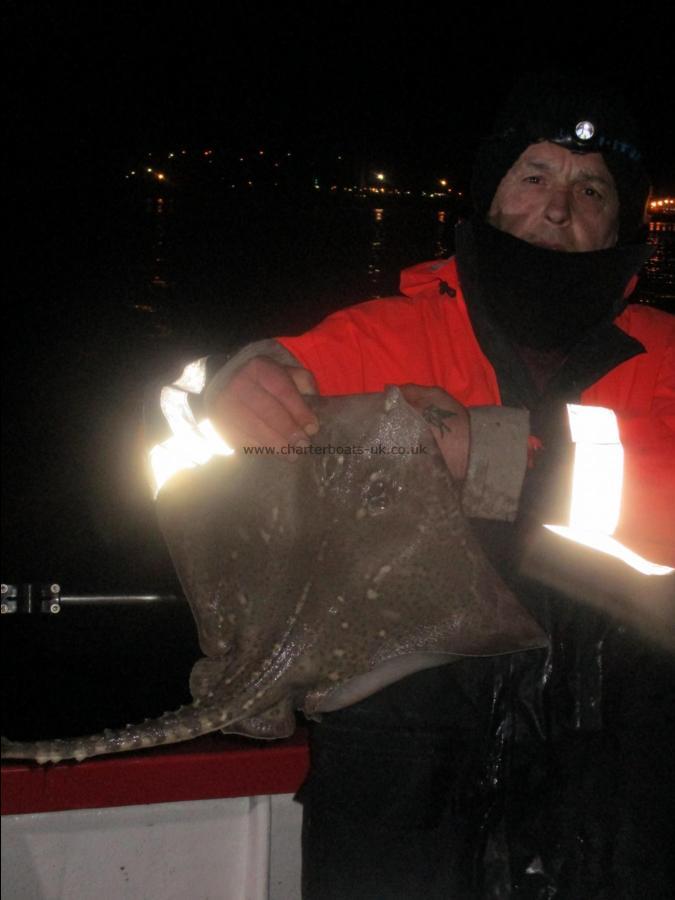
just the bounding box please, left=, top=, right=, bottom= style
left=2, top=792, right=302, bottom=900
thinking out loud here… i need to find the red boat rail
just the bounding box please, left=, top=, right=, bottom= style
left=1, top=729, right=310, bottom=816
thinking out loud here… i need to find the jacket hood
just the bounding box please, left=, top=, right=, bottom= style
left=399, top=257, right=460, bottom=299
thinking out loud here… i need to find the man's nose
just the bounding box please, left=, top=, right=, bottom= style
left=544, top=188, right=572, bottom=225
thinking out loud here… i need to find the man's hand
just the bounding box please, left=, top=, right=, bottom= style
left=207, top=357, right=319, bottom=457
left=400, top=384, right=470, bottom=480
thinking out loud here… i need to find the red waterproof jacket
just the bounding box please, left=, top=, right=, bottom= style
left=278, top=257, right=675, bottom=567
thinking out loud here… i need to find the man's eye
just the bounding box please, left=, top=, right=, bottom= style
left=582, top=186, right=602, bottom=199
left=524, top=175, right=542, bottom=184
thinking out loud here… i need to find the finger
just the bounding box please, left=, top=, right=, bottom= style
left=220, top=361, right=316, bottom=452
left=288, top=365, right=318, bottom=397
left=252, top=360, right=319, bottom=436
left=233, top=402, right=311, bottom=462
left=399, top=383, right=461, bottom=413
left=399, top=383, right=436, bottom=403
left=399, top=384, right=443, bottom=414
left=212, top=358, right=316, bottom=446
left=227, top=379, right=312, bottom=451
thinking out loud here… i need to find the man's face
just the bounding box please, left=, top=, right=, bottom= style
left=487, top=141, right=620, bottom=252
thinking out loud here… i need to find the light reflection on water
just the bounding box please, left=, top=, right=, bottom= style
left=434, top=210, right=450, bottom=260
left=134, top=195, right=173, bottom=332
left=368, top=208, right=385, bottom=293
left=131, top=196, right=470, bottom=342
left=135, top=198, right=673, bottom=340
left=641, top=221, right=675, bottom=305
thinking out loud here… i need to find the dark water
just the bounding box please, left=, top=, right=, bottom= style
left=3, top=190, right=674, bottom=591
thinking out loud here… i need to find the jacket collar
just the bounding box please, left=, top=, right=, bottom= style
left=446, top=229, right=648, bottom=409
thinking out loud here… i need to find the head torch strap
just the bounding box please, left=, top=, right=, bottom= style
left=499, top=124, right=643, bottom=162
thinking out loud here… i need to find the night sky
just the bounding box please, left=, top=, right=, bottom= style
left=8, top=1, right=675, bottom=196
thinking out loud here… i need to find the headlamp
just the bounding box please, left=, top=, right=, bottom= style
left=499, top=121, right=643, bottom=163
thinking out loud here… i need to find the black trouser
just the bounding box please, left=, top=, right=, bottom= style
left=297, top=658, right=502, bottom=900
left=297, top=639, right=675, bottom=900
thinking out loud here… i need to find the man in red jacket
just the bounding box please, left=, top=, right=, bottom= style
left=200, top=78, right=672, bottom=573
left=152, top=74, right=674, bottom=897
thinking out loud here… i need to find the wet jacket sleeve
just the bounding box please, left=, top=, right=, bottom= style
left=463, top=406, right=529, bottom=521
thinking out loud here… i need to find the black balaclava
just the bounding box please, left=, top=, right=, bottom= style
left=456, top=219, right=652, bottom=352
left=461, top=72, right=653, bottom=353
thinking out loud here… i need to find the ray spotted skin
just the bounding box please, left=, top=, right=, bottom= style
left=2, top=388, right=546, bottom=764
